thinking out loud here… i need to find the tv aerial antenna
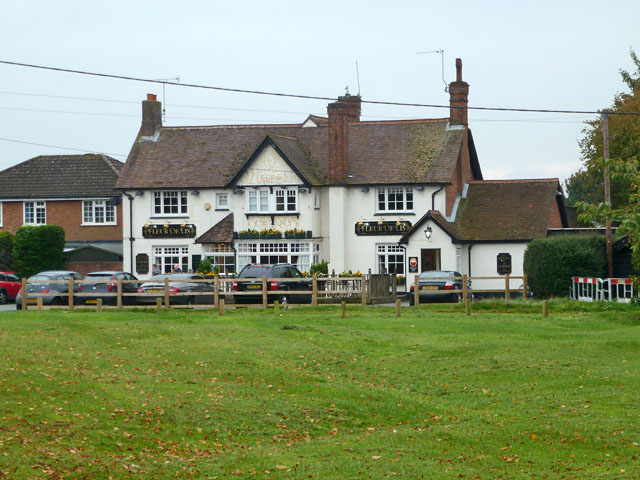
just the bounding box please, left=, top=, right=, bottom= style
left=154, top=76, right=181, bottom=121
left=416, top=49, right=448, bottom=92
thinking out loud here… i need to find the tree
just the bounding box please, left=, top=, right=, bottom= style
left=0, top=231, right=12, bottom=270
left=565, top=49, right=640, bottom=208
left=12, top=225, right=65, bottom=278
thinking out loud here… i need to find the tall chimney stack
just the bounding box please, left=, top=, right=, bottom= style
left=327, top=94, right=361, bottom=184
left=141, top=93, right=162, bottom=137
left=449, top=58, right=469, bottom=126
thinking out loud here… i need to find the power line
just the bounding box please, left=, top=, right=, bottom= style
left=2, top=59, right=638, bottom=116
left=0, top=137, right=127, bottom=157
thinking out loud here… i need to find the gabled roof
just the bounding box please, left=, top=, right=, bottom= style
left=116, top=118, right=469, bottom=189
left=0, top=154, right=123, bottom=200
left=401, top=179, right=565, bottom=243
left=195, top=213, right=234, bottom=243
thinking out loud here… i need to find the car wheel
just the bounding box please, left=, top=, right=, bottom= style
left=16, top=302, right=22, bottom=310
left=409, top=296, right=415, bottom=306
left=187, top=295, right=196, bottom=305
left=51, top=297, right=62, bottom=306
left=456, top=293, right=462, bottom=303
left=0, top=290, right=7, bottom=305
left=280, top=294, right=289, bottom=307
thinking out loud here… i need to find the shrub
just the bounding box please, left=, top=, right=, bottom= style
left=196, top=258, right=212, bottom=274
left=523, top=235, right=606, bottom=298
left=310, top=260, right=329, bottom=276
left=12, top=225, right=65, bottom=278
left=0, top=231, right=12, bottom=270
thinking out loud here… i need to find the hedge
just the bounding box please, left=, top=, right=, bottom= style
left=12, top=225, right=66, bottom=278
left=0, top=231, right=12, bottom=270
left=523, top=235, right=606, bottom=298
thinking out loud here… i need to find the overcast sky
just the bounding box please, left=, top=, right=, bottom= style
left=1, top=1, right=639, bottom=186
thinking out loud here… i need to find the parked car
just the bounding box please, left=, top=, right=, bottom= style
left=409, top=270, right=471, bottom=305
left=136, top=273, right=214, bottom=305
left=232, top=263, right=312, bottom=304
left=16, top=270, right=83, bottom=309
left=0, top=271, right=22, bottom=304
left=78, top=271, right=140, bottom=306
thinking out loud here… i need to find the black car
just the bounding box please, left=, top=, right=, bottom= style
left=137, top=273, right=214, bottom=305
left=232, top=263, right=312, bottom=304
left=16, top=270, right=83, bottom=309
left=409, top=270, right=471, bottom=304
left=78, top=271, right=140, bottom=306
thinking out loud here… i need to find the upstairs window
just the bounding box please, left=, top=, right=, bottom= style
left=154, top=191, right=187, bottom=216
left=377, top=187, right=413, bottom=213
left=216, top=193, right=229, bottom=210
left=83, top=200, right=116, bottom=225
left=24, top=201, right=46, bottom=224
left=247, top=188, right=298, bottom=213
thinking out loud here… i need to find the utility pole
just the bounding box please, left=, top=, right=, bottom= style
left=602, top=112, right=613, bottom=278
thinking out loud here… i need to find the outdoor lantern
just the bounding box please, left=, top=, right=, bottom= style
left=424, top=225, right=433, bottom=240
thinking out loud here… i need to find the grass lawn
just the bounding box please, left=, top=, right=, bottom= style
left=1, top=301, right=640, bottom=478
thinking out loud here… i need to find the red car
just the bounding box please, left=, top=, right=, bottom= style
left=0, top=271, right=22, bottom=304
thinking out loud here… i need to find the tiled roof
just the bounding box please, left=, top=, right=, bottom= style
left=116, top=119, right=466, bottom=189
left=0, top=154, right=123, bottom=199
left=195, top=213, right=234, bottom=243
left=454, top=179, right=563, bottom=241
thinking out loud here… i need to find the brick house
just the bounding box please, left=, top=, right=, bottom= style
left=0, top=154, right=124, bottom=275
left=115, top=58, right=567, bottom=287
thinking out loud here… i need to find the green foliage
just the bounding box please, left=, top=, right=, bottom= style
left=0, top=231, right=12, bottom=270
left=196, top=257, right=212, bottom=274
left=12, top=225, right=65, bottom=278
left=523, top=235, right=607, bottom=298
left=309, top=259, right=329, bottom=276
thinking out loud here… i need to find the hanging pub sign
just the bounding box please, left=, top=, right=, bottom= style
left=142, top=223, right=196, bottom=239
left=497, top=252, right=512, bottom=275
left=408, top=256, right=419, bottom=273
left=355, top=220, right=412, bottom=236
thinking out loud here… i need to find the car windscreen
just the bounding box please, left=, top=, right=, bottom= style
left=84, top=274, right=113, bottom=281
left=28, top=275, right=52, bottom=281
left=419, top=271, right=455, bottom=279
left=239, top=267, right=272, bottom=278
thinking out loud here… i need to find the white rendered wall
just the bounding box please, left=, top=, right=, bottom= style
left=468, top=243, right=528, bottom=292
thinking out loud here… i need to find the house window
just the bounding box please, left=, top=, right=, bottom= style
left=377, top=244, right=405, bottom=274
left=216, top=193, right=229, bottom=210
left=237, top=241, right=312, bottom=272
left=154, top=191, right=187, bottom=216
left=83, top=200, right=116, bottom=225
left=154, top=246, right=189, bottom=273
left=377, top=187, right=413, bottom=213
left=247, top=188, right=298, bottom=213
left=203, top=243, right=235, bottom=275
left=24, top=201, right=46, bottom=225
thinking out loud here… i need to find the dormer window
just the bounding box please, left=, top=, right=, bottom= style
left=247, top=187, right=298, bottom=214
left=377, top=187, right=413, bottom=213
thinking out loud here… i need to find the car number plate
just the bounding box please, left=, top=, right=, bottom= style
left=148, top=289, right=163, bottom=293
left=26, top=298, right=38, bottom=304
left=247, top=284, right=261, bottom=290
left=421, top=285, right=438, bottom=290
left=85, top=299, right=97, bottom=304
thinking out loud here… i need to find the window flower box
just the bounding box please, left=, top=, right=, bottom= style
left=259, top=229, right=282, bottom=239
left=284, top=228, right=307, bottom=239
left=238, top=229, right=260, bottom=239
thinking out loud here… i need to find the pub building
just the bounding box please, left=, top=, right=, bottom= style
left=116, top=59, right=567, bottom=291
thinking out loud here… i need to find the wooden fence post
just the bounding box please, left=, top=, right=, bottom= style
left=37, top=296, right=43, bottom=313
left=543, top=299, right=549, bottom=318
left=341, top=300, right=346, bottom=318
left=361, top=275, right=367, bottom=306
left=68, top=278, right=74, bottom=310
left=396, top=299, right=401, bottom=317
left=219, top=298, right=225, bottom=315
left=164, top=277, right=170, bottom=309
left=117, top=278, right=123, bottom=309
left=156, top=298, right=162, bottom=313
left=462, top=274, right=468, bottom=303
left=22, top=278, right=27, bottom=311
left=312, top=274, right=318, bottom=306
left=505, top=273, right=510, bottom=300
left=466, top=300, right=471, bottom=316
left=97, top=298, right=103, bottom=312
left=262, top=276, right=268, bottom=309
left=522, top=273, right=528, bottom=301
left=414, top=274, right=420, bottom=306
left=392, top=275, right=397, bottom=296
left=274, top=300, right=279, bottom=314
left=214, top=276, right=219, bottom=308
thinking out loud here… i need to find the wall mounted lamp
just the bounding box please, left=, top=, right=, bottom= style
left=190, top=190, right=200, bottom=196
left=360, top=187, right=370, bottom=193
left=424, top=225, right=433, bottom=240
left=135, top=191, right=144, bottom=197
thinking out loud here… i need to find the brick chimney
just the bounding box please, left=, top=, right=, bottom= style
left=449, top=58, right=469, bottom=126
left=327, top=94, right=361, bottom=184
left=141, top=93, right=162, bottom=137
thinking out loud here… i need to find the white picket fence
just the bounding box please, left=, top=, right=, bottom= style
left=570, top=276, right=634, bottom=303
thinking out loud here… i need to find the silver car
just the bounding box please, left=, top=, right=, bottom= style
left=16, top=270, right=83, bottom=309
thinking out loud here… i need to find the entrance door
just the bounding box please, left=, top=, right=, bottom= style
left=421, top=249, right=439, bottom=271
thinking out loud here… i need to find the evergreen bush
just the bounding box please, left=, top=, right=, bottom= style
left=12, top=226, right=65, bottom=278
left=523, top=235, right=606, bottom=298
left=0, top=231, right=12, bottom=270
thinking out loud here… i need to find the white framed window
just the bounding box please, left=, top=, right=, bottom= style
left=154, top=246, right=189, bottom=273
left=203, top=243, right=235, bottom=274
left=82, top=200, right=116, bottom=225
left=377, top=187, right=413, bottom=213
left=154, top=191, right=188, bottom=216
left=377, top=244, right=405, bottom=274
left=24, top=201, right=46, bottom=225
left=237, top=241, right=312, bottom=272
left=216, top=193, right=229, bottom=210
left=246, top=188, right=298, bottom=214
